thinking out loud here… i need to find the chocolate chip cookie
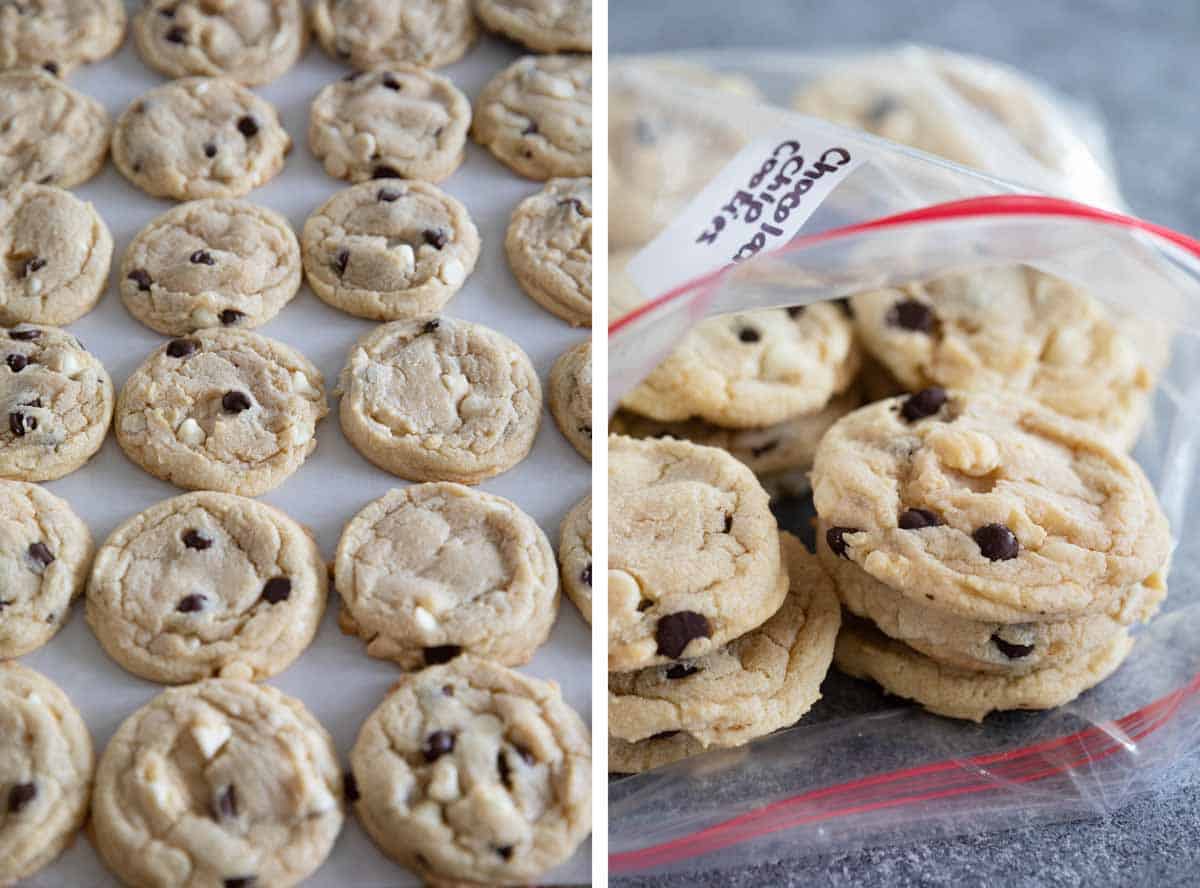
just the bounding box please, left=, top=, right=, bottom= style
left=506, top=176, right=591, bottom=326
left=548, top=339, right=591, bottom=460
left=0, top=69, right=110, bottom=189
left=87, top=491, right=326, bottom=684
left=851, top=266, right=1157, bottom=449
left=91, top=679, right=344, bottom=888
left=0, top=662, right=94, bottom=885
left=301, top=180, right=480, bottom=321
left=0, top=481, right=92, bottom=659
left=610, top=533, right=840, bottom=748
left=112, top=77, right=291, bottom=201
left=308, top=67, right=471, bottom=184
left=621, top=303, right=860, bottom=428
left=133, top=0, right=306, bottom=86
left=311, top=0, right=477, bottom=70
left=609, top=435, right=786, bottom=671
left=558, top=492, right=591, bottom=623
left=473, top=54, right=591, bottom=180
left=811, top=389, right=1171, bottom=623
left=476, top=0, right=592, bottom=53
left=350, top=656, right=591, bottom=886
left=115, top=328, right=327, bottom=497
left=1, top=324, right=114, bottom=482
left=334, top=483, right=559, bottom=669
left=0, top=184, right=113, bottom=326
left=337, top=317, right=542, bottom=484
left=0, top=0, right=125, bottom=76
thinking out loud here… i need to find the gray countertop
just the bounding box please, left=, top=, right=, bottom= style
left=609, top=1, right=1200, bottom=885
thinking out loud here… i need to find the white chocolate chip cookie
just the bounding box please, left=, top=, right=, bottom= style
left=506, top=176, right=591, bottom=326
left=301, top=180, right=480, bottom=321
left=87, top=491, right=326, bottom=684
left=476, top=0, right=592, bottom=53
left=558, top=493, right=591, bottom=623
left=337, top=317, right=542, bottom=484
left=0, top=69, right=110, bottom=189
left=311, top=0, right=477, bottom=71
left=0, top=0, right=125, bottom=76
left=548, top=339, right=591, bottom=460
left=115, top=328, right=328, bottom=497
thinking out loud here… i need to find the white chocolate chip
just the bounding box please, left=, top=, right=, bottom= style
left=439, top=258, right=465, bottom=287
left=291, top=369, right=319, bottom=398
left=414, top=606, right=438, bottom=633
left=542, top=76, right=575, bottom=99
left=427, top=759, right=460, bottom=803
left=53, top=351, right=80, bottom=376
left=191, top=308, right=218, bottom=328
left=396, top=243, right=415, bottom=271
left=190, top=720, right=231, bottom=759
left=177, top=417, right=206, bottom=446
left=27, top=278, right=42, bottom=295
left=270, top=32, right=287, bottom=52
left=351, top=131, right=377, bottom=162
left=194, top=81, right=209, bottom=95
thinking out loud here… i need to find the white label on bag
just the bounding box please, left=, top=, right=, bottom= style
left=626, top=131, right=864, bottom=305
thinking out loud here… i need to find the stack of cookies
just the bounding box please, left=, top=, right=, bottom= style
left=607, top=435, right=841, bottom=772
left=611, top=301, right=862, bottom=495
left=811, top=387, right=1171, bottom=721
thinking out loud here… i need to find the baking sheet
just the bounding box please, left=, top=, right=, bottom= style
left=17, top=13, right=592, bottom=887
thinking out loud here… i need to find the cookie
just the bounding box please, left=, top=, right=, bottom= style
left=112, top=77, right=291, bottom=201
left=308, top=67, right=471, bottom=185
left=115, top=328, right=327, bottom=497
left=610, top=534, right=840, bottom=749
left=476, top=0, right=591, bottom=53
left=0, top=663, right=94, bottom=885
left=301, top=180, right=480, bottom=321
left=91, top=679, right=344, bottom=888
left=0, top=0, right=125, bottom=76
left=334, top=483, right=558, bottom=669
left=350, top=656, right=591, bottom=886
left=0, top=69, right=110, bottom=189
left=850, top=266, right=1156, bottom=449
left=1, top=324, right=114, bottom=482
left=506, top=176, right=592, bottom=326
left=472, top=54, right=591, bottom=180
left=558, top=493, right=591, bottom=623
left=608, top=435, right=786, bottom=671
left=311, top=0, right=477, bottom=70
left=337, top=317, right=541, bottom=484
left=613, top=386, right=861, bottom=482
left=608, top=731, right=710, bottom=775
left=87, top=491, right=326, bottom=684
left=835, top=617, right=1135, bottom=722
left=0, top=481, right=92, bottom=659
left=621, top=303, right=860, bottom=428
left=820, top=537, right=1166, bottom=674
left=120, top=198, right=301, bottom=336
left=811, top=389, right=1171, bottom=623
left=133, top=0, right=306, bottom=86
left=548, top=339, right=591, bottom=460
left=0, top=184, right=113, bottom=326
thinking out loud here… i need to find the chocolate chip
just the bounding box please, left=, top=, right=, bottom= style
left=522, top=120, right=538, bottom=135
left=381, top=73, right=401, bottom=90
left=424, top=644, right=461, bottom=665
left=176, top=594, right=206, bottom=613
left=223, top=879, right=256, bottom=888
left=9, top=329, right=40, bottom=341
left=665, top=663, right=699, bottom=680
left=992, top=634, right=1034, bottom=659
left=20, top=257, right=45, bottom=278
left=6, top=354, right=27, bottom=373
left=222, top=390, right=251, bottom=413
left=343, top=70, right=362, bottom=82
left=22, top=397, right=40, bottom=409
left=441, top=684, right=454, bottom=696
left=261, top=577, right=291, bottom=604
left=128, top=269, right=153, bottom=291
left=204, top=142, right=217, bottom=158
left=423, top=229, right=448, bottom=249
left=236, top=116, right=258, bottom=137
left=166, top=338, right=199, bottom=358
left=737, top=326, right=760, bottom=343
left=343, top=773, right=359, bottom=802
left=332, top=249, right=349, bottom=276
left=160, top=6, right=176, bottom=16
left=581, top=562, right=591, bottom=586
left=900, top=387, right=947, bottom=422
left=8, top=782, right=36, bottom=813
left=0, top=601, right=8, bottom=611
left=373, top=166, right=401, bottom=179
left=580, top=424, right=592, bottom=438
left=422, top=731, right=455, bottom=762
left=496, top=846, right=514, bottom=861
left=898, top=508, right=942, bottom=529
left=655, top=611, right=711, bottom=658
left=42, top=61, right=58, bottom=75
left=557, top=197, right=584, bottom=213
left=497, top=750, right=512, bottom=787
left=867, top=95, right=901, bottom=124
left=786, top=305, right=805, bottom=318
left=219, top=309, right=245, bottom=325
left=973, top=523, right=1020, bottom=561
left=634, top=117, right=655, bottom=144
left=749, top=441, right=778, bottom=458
left=190, top=249, right=215, bottom=265
left=886, top=299, right=935, bottom=333
left=377, top=188, right=402, bottom=202
left=514, top=743, right=535, bottom=765
left=165, top=25, right=187, bottom=44
left=183, top=529, right=212, bottom=550
left=38, top=174, right=54, bottom=184
left=637, top=598, right=653, bottom=612
left=649, top=731, right=679, bottom=741
left=8, top=412, right=31, bottom=437
left=421, top=319, right=440, bottom=334
left=826, top=526, right=858, bottom=559
left=834, top=297, right=854, bottom=317
left=213, top=784, right=238, bottom=820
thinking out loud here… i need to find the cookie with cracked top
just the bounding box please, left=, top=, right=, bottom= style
left=548, top=339, right=591, bottom=460
left=312, top=0, right=477, bottom=70
left=0, top=0, right=125, bottom=76
left=476, top=0, right=591, bottom=53
left=506, top=176, right=592, bottom=326
left=0, top=70, right=110, bottom=189
left=558, top=493, right=591, bottom=623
